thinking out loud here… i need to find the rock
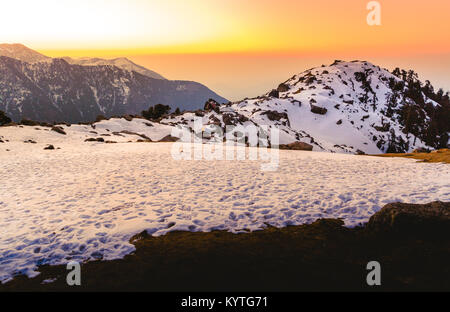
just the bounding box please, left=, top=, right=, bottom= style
left=96, top=115, right=107, bottom=122
left=262, top=110, right=289, bottom=122
left=51, top=126, right=66, bottom=135
left=374, top=124, right=390, bottom=132
left=222, top=113, right=235, bottom=126
left=336, top=119, right=342, bottom=125
left=44, top=144, right=55, bottom=150
left=204, top=99, right=220, bottom=113
left=158, top=135, right=179, bottom=142
left=277, top=83, right=290, bottom=93
left=279, top=141, right=314, bottom=151
left=310, top=104, right=328, bottom=115
left=24, top=139, right=37, bottom=144
left=366, top=201, right=450, bottom=235
left=20, top=119, right=40, bottom=126
left=268, top=89, right=279, bottom=98
left=355, top=149, right=366, bottom=155
left=85, top=137, right=105, bottom=142
left=123, top=115, right=133, bottom=122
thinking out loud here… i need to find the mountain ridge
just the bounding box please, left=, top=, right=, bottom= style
left=0, top=44, right=228, bottom=123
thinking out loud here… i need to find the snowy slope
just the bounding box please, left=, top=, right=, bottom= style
left=62, top=57, right=166, bottom=80
left=0, top=43, right=51, bottom=63
left=0, top=124, right=449, bottom=282
left=160, top=60, right=444, bottom=154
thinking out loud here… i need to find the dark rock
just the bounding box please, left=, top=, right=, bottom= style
left=336, top=119, right=342, bottom=125
left=20, top=119, right=40, bottom=126
left=277, top=83, right=290, bottom=93
left=262, top=110, right=289, bottom=122
left=374, top=124, right=390, bottom=132
left=44, top=145, right=55, bottom=150
left=158, top=135, right=179, bottom=142
left=366, top=201, right=450, bottom=235
left=123, top=115, right=133, bottom=122
left=355, top=149, right=366, bottom=155
left=310, top=104, right=328, bottom=115
left=51, top=126, right=66, bottom=135
left=279, top=141, right=314, bottom=151
left=85, top=137, right=105, bottom=142
left=204, top=99, right=220, bottom=113
left=268, top=89, right=279, bottom=98
left=222, top=114, right=235, bottom=126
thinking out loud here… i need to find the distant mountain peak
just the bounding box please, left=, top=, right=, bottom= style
left=62, top=56, right=166, bottom=80
left=0, top=43, right=166, bottom=80
left=0, top=43, right=51, bottom=63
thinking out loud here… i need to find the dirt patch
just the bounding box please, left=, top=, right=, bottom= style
left=374, top=148, right=450, bottom=164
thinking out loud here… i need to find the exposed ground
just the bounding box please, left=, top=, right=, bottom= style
left=374, top=148, right=450, bottom=164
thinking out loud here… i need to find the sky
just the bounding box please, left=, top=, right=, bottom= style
left=1, top=0, right=449, bottom=100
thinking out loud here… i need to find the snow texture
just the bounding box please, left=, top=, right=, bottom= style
left=0, top=123, right=449, bottom=283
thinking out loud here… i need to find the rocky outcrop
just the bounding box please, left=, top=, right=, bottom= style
left=367, top=201, right=450, bottom=234
left=310, top=104, right=328, bottom=115
left=279, top=141, right=314, bottom=151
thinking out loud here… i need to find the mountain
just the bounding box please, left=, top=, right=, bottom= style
left=62, top=57, right=166, bottom=80
left=0, top=43, right=50, bottom=63
left=0, top=45, right=228, bottom=123
left=159, top=60, right=450, bottom=153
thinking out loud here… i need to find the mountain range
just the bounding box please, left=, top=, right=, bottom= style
left=0, top=44, right=228, bottom=123
left=0, top=44, right=449, bottom=154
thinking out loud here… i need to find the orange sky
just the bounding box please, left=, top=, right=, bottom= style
left=2, top=0, right=449, bottom=99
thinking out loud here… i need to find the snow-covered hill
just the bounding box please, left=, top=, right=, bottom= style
left=0, top=57, right=448, bottom=153
left=159, top=60, right=449, bottom=154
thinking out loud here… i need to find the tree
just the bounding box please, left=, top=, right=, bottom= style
left=142, top=104, right=171, bottom=120
left=0, top=110, right=12, bottom=126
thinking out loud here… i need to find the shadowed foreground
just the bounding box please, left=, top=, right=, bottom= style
left=1, top=202, right=449, bottom=292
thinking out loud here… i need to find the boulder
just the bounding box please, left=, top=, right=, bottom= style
left=277, top=83, right=290, bottom=93
left=51, top=126, right=66, bottom=135
left=204, top=99, right=220, bottom=113
left=279, top=141, right=313, bottom=151
left=262, top=110, right=289, bottom=122
left=85, top=137, right=105, bottom=142
left=44, top=144, right=55, bottom=150
left=268, top=89, right=279, bottom=98
left=310, top=104, right=328, bottom=115
left=366, top=201, right=450, bottom=235
left=159, top=135, right=179, bottom=142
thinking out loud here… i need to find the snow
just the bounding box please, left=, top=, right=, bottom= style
left=0, top=124, right=449, bottom=283
left=159, top=60, right=434, bottom=155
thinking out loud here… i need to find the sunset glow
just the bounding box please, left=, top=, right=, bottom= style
left=2, top=0, right=449, bottom=99
left=2, top=0, right=449, bottom=55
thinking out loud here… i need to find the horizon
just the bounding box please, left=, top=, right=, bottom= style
left=1, top=0, right=449, bottom=100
